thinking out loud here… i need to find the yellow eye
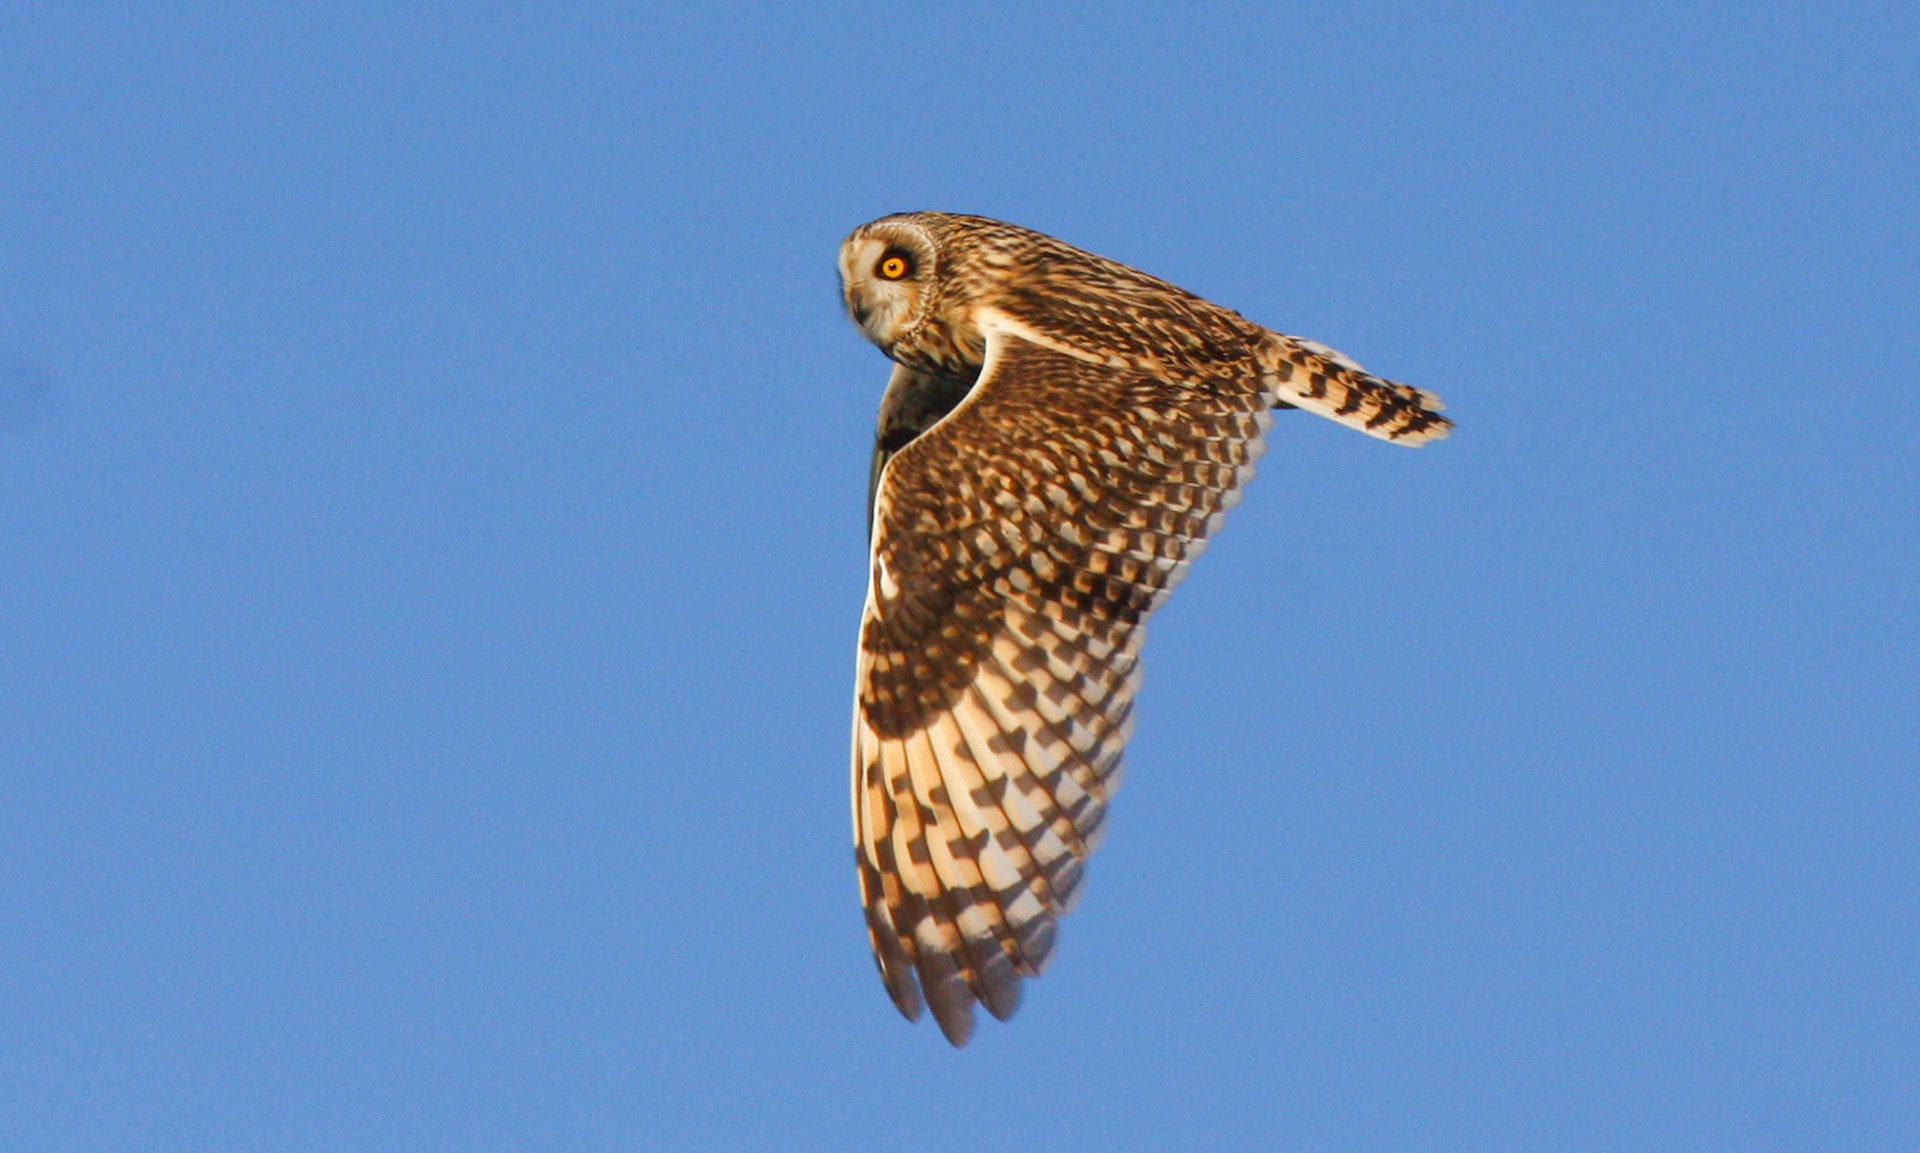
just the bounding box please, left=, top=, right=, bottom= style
left=876, top=253, right=911, bottom=280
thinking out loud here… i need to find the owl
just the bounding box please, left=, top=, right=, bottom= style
left=840, top=212, right=1450, bottom=1046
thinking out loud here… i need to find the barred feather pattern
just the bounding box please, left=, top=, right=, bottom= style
left=852, top=330, right=1274, bottom=1045
left=1257, top=333, right=1451, bottom=445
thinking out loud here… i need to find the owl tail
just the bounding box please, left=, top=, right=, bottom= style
left=1258, top=333, right=1452, bottom=445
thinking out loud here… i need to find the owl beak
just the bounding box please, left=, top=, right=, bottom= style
left=847, top=288, right=873, bottom=328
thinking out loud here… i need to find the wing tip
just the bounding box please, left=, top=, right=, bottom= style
left=920, top=954, right=977, bottom=1047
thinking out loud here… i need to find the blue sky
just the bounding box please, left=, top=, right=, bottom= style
left=2, top=3, right=1915, bottom=1149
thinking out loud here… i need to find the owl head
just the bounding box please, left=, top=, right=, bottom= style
left=838, top=216, right=940, bottom=348
left=839, top=214, right=992, bottom=374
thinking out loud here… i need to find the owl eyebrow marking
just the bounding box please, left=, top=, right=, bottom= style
left=837, top=210, right=1452, bottom=1047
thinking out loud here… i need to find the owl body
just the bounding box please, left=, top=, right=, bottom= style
left=839, top=212, right=1449, bottom=1046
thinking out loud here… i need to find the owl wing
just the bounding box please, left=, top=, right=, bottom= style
left=851, top=321, right=1276, bottom=1045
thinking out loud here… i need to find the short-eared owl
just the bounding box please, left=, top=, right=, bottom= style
left=840, top=212, right=1450, bottom=1046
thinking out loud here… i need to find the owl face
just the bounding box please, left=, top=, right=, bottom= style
left=839, top=219, right=939, bottom=353
left=843, top=213, right=1016, bottom=375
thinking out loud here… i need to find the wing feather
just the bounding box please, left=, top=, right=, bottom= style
left=850, top=324, right=1276, bottom=1044
left=855, top=727, right=923, bottom=1020
left=884, top=739, right=975, bottom=1044
left=917, top=718, right=1025, bottom=1020
left=948, top=684, right=1075, bottom=928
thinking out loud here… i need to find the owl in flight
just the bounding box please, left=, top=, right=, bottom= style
left=840, top=212, right=1450, bottom=1046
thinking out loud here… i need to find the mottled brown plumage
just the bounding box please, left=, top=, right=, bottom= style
left=839, top=212, right=1450, bottom=1045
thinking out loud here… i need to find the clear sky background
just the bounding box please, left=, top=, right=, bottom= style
left=2, top=3, right=1915, bottom=1150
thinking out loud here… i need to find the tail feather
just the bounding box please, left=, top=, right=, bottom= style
left=1259, top=333, right=1452, bottom=445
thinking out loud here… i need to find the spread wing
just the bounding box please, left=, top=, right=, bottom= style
left=850, top=324, right=1275, bottom=1045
